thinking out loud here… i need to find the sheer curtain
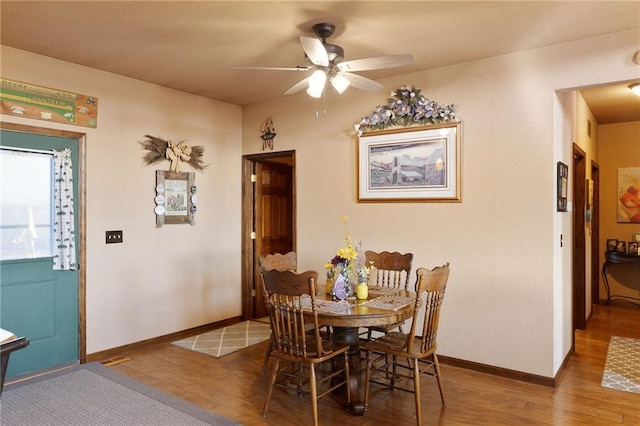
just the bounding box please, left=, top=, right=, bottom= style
left=52, top=148, right=76, bottom=270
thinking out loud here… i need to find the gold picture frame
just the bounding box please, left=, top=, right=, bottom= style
left=357, top=122, right=461, bottom=202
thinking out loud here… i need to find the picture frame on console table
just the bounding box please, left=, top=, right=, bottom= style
left=357, top=122, right=461, bottom=202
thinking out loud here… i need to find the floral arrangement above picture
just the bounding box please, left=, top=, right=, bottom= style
left=355, top=85, right=457, bottom=136
left=139, top=134, right=208, bottom=173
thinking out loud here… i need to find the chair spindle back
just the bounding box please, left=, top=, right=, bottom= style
left=261, top=269, right=324, bottom=358
left=364, top=250, right=413, bottom=290
left=406, top=263, right=450, bottom=354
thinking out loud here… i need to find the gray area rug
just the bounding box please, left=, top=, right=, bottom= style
left=173, top=320, right=271, bottom=358
left=1, top=362, right=239, bottom=425
left=601, top=335, right=640, bottom=395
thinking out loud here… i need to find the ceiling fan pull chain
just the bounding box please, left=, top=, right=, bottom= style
left=323, top=89, right=327, bottom=117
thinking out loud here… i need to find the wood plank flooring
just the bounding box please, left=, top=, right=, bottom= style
left=107, top=303, right=640, bottom=425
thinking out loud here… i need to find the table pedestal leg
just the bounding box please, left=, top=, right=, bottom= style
left=331, top=326, right=365, bottom=416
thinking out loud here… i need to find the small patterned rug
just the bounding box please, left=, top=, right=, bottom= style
left=172, top=321, right=271, bottom=358
left=600, top=335, right=640, bottom=394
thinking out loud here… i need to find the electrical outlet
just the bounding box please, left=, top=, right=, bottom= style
left=105, top=230, right=123, bottom=244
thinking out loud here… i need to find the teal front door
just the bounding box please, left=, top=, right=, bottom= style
left=1, top=130, right=80, bottom=378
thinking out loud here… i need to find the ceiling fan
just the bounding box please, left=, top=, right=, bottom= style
left=233, top=23, right=415, bottom=98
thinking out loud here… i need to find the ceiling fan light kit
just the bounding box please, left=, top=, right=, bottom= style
left=331, top=74, right=351, bottom=94
left=234, top=22, right=415, bottom=99
left=306, top=70, right=327, bottom=98
left=629, top=83, right=640, bottom=96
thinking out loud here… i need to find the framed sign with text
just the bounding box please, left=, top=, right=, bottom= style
left=0, top=78, right=98, bottom=128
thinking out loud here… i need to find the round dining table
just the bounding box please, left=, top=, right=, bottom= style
left=313, top=288, right=416, bottom=416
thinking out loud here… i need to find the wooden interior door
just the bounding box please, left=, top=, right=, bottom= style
left=253, top=160, right=293, bottom=318
left=573, top=144, right=586, bottom=330
left=590, top=162, right=600, bottom=304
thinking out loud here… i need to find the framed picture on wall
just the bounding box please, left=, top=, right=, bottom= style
left=357, top=123, right=461, bottom=202
left=155, top=170, right=196, bottom=226
left=557, top=162, right=568, bottom=212
left=617, top=166, right=640, bottom=223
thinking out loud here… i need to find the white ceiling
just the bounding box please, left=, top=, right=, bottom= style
left=1, top=1, right=639, bottom=124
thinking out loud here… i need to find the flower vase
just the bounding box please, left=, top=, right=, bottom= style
left=356, top=280, right=368, bottom=300
left=332, top=269, right=351, bottom=300
left=325, top=270, right=335, bottom=295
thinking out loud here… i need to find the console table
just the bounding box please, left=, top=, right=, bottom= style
left=602, top=252, right=640, bottom=306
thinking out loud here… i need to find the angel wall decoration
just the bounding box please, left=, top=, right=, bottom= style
left=139, top=135, right=208, bottom=172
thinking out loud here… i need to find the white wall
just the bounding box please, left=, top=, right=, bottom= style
left=1, top=46, right=243, bottom=353
left=2, top=27, right=638, bottom=376
left=242, top=29, right=640, bottom=377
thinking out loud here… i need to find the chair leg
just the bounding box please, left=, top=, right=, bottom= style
left=310, top=364, right=318, bottom=426
left=262, top=357, right=279, bottom=417
left=433, top=353, right=446, bottom=405
left=260, top=333, right=274, bottom=380
left=413, top=359, right=422, bottom=426
left=391, top=355, right=398, bottom=388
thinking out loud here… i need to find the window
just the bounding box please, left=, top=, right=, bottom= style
left=0, top=148, right=53, bottom=260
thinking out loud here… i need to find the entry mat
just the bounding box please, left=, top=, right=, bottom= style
left=600, top=335, right=640, bottom=395
left=172, top=320, right=271, bottom=358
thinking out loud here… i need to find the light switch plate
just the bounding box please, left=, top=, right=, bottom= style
left=105, top=230, right=123, bottom=244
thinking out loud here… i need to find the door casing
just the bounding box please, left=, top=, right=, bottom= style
left=572, top=144, right=587, bottom=332
left=241, top=151, right=295, bottom=320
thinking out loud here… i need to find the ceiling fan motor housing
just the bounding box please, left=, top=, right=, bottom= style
left=324, top=43, right=344, bottom=63
left=312, top=23, right=344, bottom=63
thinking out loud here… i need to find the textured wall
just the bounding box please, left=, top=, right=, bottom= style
left=1, top=46, right=243, bottom=353
left=242, top=29, right=640, bottom=377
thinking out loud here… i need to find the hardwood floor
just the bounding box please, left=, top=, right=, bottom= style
left=107, top=304, right=640, bottom=425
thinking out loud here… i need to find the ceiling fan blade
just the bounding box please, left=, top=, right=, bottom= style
left=300, top=36, right=329, bottom=67
left=232, top=65, right=310, bottom=72
left=337, top=54, right=415, bottom=72
left=341, top=73, right=383, bottom=91
left=284, top=76, right=313, bottom=95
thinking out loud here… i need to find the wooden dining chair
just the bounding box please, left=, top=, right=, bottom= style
left=259, top=251, right=297, bottom=272
left=258, top=251, right=297, bottom=379
left=362, top=250, right=414, bottom=340
left=362, top=263, right=450, bottom=426
left=261, top=269, right=351, bottom=426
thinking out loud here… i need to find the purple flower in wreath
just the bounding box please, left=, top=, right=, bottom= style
left=355, top=85, right=457, bottom=135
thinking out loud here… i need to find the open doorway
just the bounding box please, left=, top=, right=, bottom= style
left=572, top=144, right=587, bottom=331
left=241, top=151, right=295, bottom=320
